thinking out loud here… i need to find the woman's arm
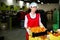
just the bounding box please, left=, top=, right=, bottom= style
left=39, top=14, right=47, bottom=32
left=39, top=14, right=45, bottom=28
left=24, top=15, right=31, bottom=35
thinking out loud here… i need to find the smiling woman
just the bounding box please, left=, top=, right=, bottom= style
left=24, top=2, right=46, bottom=40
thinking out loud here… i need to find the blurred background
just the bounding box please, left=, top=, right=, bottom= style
left=0, top=0, right=59, bottom=40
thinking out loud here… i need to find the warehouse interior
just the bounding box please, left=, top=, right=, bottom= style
left=0, top=0, right=59, bottom=40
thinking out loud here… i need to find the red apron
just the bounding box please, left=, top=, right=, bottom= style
left=26, top=13, right=40, bottom=40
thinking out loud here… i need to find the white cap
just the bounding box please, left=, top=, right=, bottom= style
left=29, top=2, right=38, bottom=8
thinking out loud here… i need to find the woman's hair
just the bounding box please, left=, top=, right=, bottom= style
left=26, top=8, right=39, bottom=14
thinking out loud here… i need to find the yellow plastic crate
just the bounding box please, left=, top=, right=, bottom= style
left=29, top=35, right=48, bottom=40
left=49, top=34, right=60, bottom=40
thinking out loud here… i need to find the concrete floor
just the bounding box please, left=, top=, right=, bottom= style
left=0, top=29, right=26, bottom=40
left=0, top=21, right=53, bottom=40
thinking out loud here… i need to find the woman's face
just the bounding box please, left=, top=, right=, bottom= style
left=30, top=6, right=37, bottom=12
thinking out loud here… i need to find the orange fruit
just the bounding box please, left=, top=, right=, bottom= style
left=30, top=26, right=46, bottom=33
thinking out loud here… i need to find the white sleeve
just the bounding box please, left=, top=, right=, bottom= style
left=24, top=15, right=30, bottom=34
left=39, top=15, right=44, bottom=27
left=24, top=15, right=28, bottom=28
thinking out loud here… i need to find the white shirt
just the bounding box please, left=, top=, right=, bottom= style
left=24, top=13, right=44, bottom=34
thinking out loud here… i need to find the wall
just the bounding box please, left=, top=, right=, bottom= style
left=38, top=4, right=59, bottom=11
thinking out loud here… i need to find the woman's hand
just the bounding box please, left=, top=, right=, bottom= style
left=26, top=27, right=32, bottom=36
left=40, top=26, right=47, bottom=32
left=29, top=30, right=32, bottom=36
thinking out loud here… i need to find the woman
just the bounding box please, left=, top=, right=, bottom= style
left=24, top=2, right=46, bottom=40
